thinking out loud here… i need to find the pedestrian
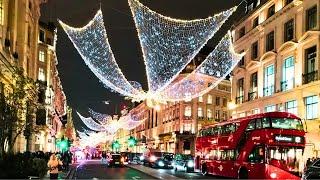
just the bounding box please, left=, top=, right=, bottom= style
left=306, top=158, right=312, bottom=167
left=47, top=154, right=63, bottom=179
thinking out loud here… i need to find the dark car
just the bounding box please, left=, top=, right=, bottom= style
left=108, top=154, right=124, bottom=167
left=172, top=154, right=194, bottom=172
left=147, top=152, right=174, bottom=168
left=302, top=159, right=320, bottom=179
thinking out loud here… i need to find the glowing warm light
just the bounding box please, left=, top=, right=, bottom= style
left=154, top=104, right=161, bottom=112
left=228, top=102, right=237, bottom=110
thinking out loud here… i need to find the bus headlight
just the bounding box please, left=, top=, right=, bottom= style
left=187, top=161, right=194, bottom=168
left=158, top=161, right=165, bottom=167
left=270, top=172, right=277, bottom=179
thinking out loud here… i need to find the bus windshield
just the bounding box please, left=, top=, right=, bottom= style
left=270, top=118, right=303, bottom=131
left=268, top=147, right=303, bottom=174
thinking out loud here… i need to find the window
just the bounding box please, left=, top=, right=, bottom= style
left=216, top=97, right=220, bottom=106
left=268, top=147, right=303, bottom=172
left=198, top=96, right=203, bottom=102
left=262, top=118, right=271, bottom=128
left=284, top=19, right=294, bottom=42
left=264, top=65, right=275, bottom=96
left=249, top=72, right=258, bottom=101
left=237, top=78, right=244, bottom=104
left=265, top=105, right=276, bottom=112
left=282, top=56, right=295, bottom=91
left=267, top=4, right=275, bottom=18
left=39, top=30, right=45, bottom=42
left=271, top=118, right=303, bottom=130
left=28, top=26, right=31, bottom=47
left=252, top=108, right=259, bottom=115
left=184, top=106, right=191, bottom=117
left=207, top=95, right=212, bottom=104
left=285, top=100, right=297, bottom=115
left=215, top=110, right=220, bottom=120
left=248, top=146, right=265, bottom=163
left=39, top=50, right=45, bottom=62
left=251, top=41, right=258, bottom=59
left=222, top=111, right=227, bottom=120
left=253, top=16, right=259, bottom=28
left=266, top=31, right=274, bottom=51
left=246, top=120, right=255, bottom=131
left=285, top=0, right=293, bottom=6
left=238, top=50, right=245, bottom=66
left=303, top=46, right=317, bottom=84
left=198, top=107, right=203, bottom=118
left=38, top=68, right=45, bottom=81
left=207, top=109, right=212, bottom=119
left=222, top=98, right=227, bottom=107
left=305, top=95, right=318, bottom=120
left=239, top=27, right=245, bottom=38
left=0, top=0, right=3, bottom=25
left=306, top=6, right=317, bottom=31
left=256, top=119, right=262, bottom=129
left=184, top=124, right=192, bottom=132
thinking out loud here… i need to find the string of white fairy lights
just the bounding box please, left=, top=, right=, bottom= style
left=159, top=32, right=245, bottom=101
left=129, top=0, right=237, bottom=93
left=58, top=10, right=144, bottom=99
left=59, top=0, right=240, bottom=106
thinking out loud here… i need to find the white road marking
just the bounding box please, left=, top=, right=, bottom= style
left=132, top=176, right=141, bottom=180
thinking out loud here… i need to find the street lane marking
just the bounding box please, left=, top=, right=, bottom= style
left=132, top=176, right=141, bottom=180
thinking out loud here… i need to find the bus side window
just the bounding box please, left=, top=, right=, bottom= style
left=256, top=119, right=262, bottom=129
left=247, top=146, right=264, bottom=163
left=246, top=120, right=255, bottom=131
left=262, top=117, right=270, bottom=128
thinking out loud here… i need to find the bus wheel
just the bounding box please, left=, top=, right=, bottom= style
left=238, top=167, right=248, bottom=179
left=201, top=164, right=207, bottom=176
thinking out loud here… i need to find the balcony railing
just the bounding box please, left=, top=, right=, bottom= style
left=281, top=79, right=294, bottom=91
left=303, top=70, right=318, bottom=84
left=248, top=91, right=257, bottom=101
left=263, top=85, right=274, bottom=96
left=236, top=96, right=244, bottom=104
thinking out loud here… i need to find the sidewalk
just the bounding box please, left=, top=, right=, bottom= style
left=42, top=163, right=78, bottom=180
left=126, top=164, right=183, bottom=180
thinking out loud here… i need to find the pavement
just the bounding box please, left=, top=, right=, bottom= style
left=126, top=164, right=183, bottom=180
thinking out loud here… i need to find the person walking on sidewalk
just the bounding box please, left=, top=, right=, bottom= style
left=48, top=154, right=63, bottom=179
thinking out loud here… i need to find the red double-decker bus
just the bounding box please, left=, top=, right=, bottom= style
left=195, top=112, right=305, bottom=179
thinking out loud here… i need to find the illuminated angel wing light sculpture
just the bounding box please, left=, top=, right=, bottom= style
left=59, top=0, right=243, bottom=106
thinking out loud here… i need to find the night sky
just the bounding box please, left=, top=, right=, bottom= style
left=40, top=0, right=244, bottom=130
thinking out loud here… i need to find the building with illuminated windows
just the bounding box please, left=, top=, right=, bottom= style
left=0, top=0, right=67, bottom=153
left=123, top=45, right=232, bottom=155
left=231, top=0, right=320, bottom=158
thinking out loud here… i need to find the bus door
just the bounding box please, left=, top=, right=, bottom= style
left=244, top=145, right=266, bottom=179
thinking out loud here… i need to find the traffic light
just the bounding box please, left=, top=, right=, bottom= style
left=128, top=136, right=137, bottom=147
left=112, top=140, right=120, bottom=150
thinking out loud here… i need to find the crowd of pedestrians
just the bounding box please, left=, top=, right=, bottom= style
left=306, top=157, right=320, bottom=167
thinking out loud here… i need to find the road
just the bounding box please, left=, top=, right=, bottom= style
left=73, top=160, right=156, bottom=179
left=72, top=160, right=223, bottom=179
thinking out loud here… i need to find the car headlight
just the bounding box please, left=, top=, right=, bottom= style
left=150, top=155, right=157, bottom=162
left=139, top=156, right=144, bottom=161
left=187, top=161, right=194, bottom=168
left=158, top=161, right=165, bottom=167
